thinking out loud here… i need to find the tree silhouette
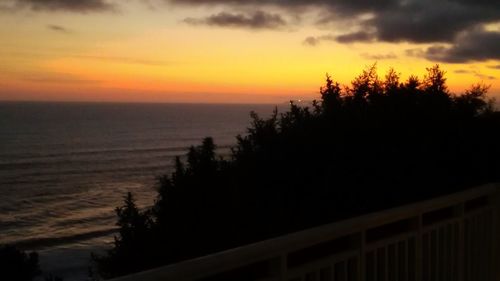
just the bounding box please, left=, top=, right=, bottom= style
left=92, top=193, right=155, bottom=278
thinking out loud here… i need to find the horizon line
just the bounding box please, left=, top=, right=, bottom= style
left=0, top=99, right=295, bottom=106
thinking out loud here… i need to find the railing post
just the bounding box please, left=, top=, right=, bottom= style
left=493, top=185, right=500, bottom=281
left=360, top=231, right=366, bottom=281
left=457, top=202, right=465, bottom=281
left=280, top=253, right=288, bottom=281
left=416, top=214, right=423, bottom=281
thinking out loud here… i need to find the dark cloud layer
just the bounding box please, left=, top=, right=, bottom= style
left=369, top=1, right=499, bottom=43
left=11, top=0, right=114, bottom=12
left=424, top=28, right=500, bottom=63
left=184, top=11, right=286, bottom=29
left=168, top=0, right=398, bottom=14
left=170, top=0, right=499, bottom=41
left=170, top=0, right=500, bottom=62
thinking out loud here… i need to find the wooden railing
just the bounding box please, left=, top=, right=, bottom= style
left=111, top=183, right=500, bottom=281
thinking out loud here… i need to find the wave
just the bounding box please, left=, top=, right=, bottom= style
left=11, top=228, right=118, bottom=250
left=0, top=146, right=233, bottom=174
left=0, top=164, right=173, bottom=185
left=0, top=155, right=176, bottom=172
left=0, top=144, right=234, bottom=162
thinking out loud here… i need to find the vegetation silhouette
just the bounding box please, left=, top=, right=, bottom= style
left=93, top=65, right=500, bottom=278
left=0, top=244, right=65, bottom=281
left=0, top=245, right=40, bottom=281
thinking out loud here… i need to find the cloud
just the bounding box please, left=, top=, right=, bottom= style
left=453, top=69, right=496, bottom=80
left=303, top=36, right=320, bottom=46
left=72, top=55, right=172, bottom=66
left=169, top=0, right=499, bottom=42
left=423, top=28, right=500, bottom=63
left=183, top=11, right=287, bottom=29
left=367, top=1, right=499, bottom=43
left=405, top=48, right=425, bottom=58
left=7, top=0, right=115, bottom=12
left=405, top=28, right=500, bottom=63
left=303, top=32, right=374, bottom=46
left=169, top=0, right=500, bottom=61
left=454, top=69, right=472, bottom=74
left=168, top=0, right=398, bottom=14
left=336, top=31, right=375, bottom=43
left=47, top=25, right=70, bottom=33
left=302, top=34, right=336, bottom=46
left=6, top=0, right=499, bottom=62
left=21, top=72, right=101, bottom=84
left=361, top=53, right=397, bottom=60
left=475, top=73, right=496, bottom=80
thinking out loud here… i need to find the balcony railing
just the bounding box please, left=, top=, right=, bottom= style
left=111, top=183, right=499, bottom=281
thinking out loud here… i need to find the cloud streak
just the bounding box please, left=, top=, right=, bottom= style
left=72, top=55, right=172, bottom=66
left=361, top=53, right=397, bottom=60
left=8, top=0, right=115, bottom=12
left=184, top=11, right=287, bottom=29
left=453, top=69, right=496, bottom=80
left=21, top=72, right=102, bottom=84
left=47, top=24, right=70, bottom=33
left=302, top=31, right=375, bottom=46
left=303, top=35, right=335, bottom=46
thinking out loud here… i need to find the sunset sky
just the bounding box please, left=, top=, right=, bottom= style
left=0, top=0, right=498, bottom=103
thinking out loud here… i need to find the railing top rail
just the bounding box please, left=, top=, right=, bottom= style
left=110, top=183, right=498, bottom=281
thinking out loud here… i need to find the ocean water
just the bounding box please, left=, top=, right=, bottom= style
left=0, top=102, right=280, bottom=280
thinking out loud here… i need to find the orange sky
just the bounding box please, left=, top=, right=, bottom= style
left=0, top=1, right=498, bottom=103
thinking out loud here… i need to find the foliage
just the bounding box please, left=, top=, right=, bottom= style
left=0, top=245, right=41, bottom=281
left=94, top=64, right=500, bottom=278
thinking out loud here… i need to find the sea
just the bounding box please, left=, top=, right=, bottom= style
left=0, top=102, right=281, bottom=280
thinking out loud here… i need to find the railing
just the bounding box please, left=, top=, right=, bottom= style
left=111, top=183, right=500, bottom=281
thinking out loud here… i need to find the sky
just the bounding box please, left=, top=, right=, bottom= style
left=0, top=0, right=498, bottom=103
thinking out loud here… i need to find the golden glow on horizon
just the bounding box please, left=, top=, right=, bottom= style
left=0, top=5, right=498, bottom=103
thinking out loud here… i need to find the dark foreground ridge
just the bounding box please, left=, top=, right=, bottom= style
left=92, top=65, right=500, bottom=278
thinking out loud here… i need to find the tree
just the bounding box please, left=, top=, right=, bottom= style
left=92, top=193, right=154, bottom=278
left=320, top=74, right=342, bottom=114
left=454, top=83, right=492, bottom=118
left=423, top=64, right=448, bottom=95
left=350, top=63, right=382, bottom=103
